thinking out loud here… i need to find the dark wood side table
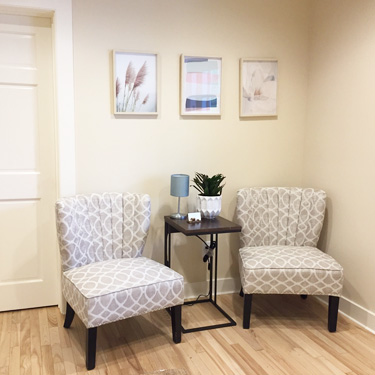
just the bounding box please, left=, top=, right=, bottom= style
left=164, top=215, right=241, bottom=333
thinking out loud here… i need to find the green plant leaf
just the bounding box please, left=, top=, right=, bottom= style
left=190, top=172, right=226, bottom=196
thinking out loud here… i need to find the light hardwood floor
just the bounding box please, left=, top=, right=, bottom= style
left=1, top=293, right=375, bottom=375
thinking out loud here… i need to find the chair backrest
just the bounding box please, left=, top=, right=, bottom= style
left=56, top=192, right=151, bottom=272
left=236, top=187, right=326, bottom=248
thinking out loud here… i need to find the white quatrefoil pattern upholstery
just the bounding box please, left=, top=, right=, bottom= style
left=237, top=187, right=326, bottom=248
left=239, top=245, right=343, bottom=295
left=56, top=192, right=184, bottom=329
left=236, top=187, right=344, bottom=296
left=62, top=257, right=184, bottom=328
left=56, top=192, right=151, bottom=272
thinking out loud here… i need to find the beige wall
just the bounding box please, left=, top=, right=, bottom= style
left=72, top=0, right=310, bottom=291
left=304, top=0, right=375, bottom=322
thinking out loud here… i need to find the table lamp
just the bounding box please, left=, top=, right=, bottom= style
left=170, top=174, right=189, bottom=219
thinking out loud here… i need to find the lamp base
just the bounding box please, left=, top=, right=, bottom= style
left=170, top=212, right=187, bottom=220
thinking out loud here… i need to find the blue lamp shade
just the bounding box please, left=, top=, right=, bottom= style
left=170, top=174, right=189, bottom=197
left=170, top=174, right=189, bottom=220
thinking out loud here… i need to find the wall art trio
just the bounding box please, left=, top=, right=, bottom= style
left=113, top=50, right=278, bottom=118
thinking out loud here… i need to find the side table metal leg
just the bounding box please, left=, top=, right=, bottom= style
left=164, top=224, right=168, bottom=266
left=164, top=223, right=171, bottom=268
left=209, top=233, right=214, bottom=301
left=214, top=233, right=218, bottom=304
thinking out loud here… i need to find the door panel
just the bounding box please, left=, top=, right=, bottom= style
left=0, top=202, right=39, bottom=282
left=0, top=15, right=58, bottom=311
left=0, top=85, right=38, bottom=170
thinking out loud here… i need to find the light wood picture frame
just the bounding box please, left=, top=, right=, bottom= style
left=180, top=55, right=222, bottom=116
left=240, top=58, right=278, bottom=117
left=113, top=50, right=158, bottom=115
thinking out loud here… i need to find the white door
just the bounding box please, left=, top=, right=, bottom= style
left=0, top=14, right=58, bottom=311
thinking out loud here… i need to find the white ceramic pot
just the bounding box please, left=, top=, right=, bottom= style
left=197, top=195, right=222, bottom=219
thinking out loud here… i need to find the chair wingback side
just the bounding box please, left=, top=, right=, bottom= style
left=56, top=192, right=151, bottom=271
left=236, top=187, right=326, bottom=248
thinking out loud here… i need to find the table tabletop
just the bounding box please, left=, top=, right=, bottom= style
left=164, top=215, right=241, bottom=236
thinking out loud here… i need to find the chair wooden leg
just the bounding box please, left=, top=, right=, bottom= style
left=86, top=327, right=97, bottom=370
left=171, top=305, right=181, bottom=343
left=328, top=296, right=340, bottom=332
left=243, top=294, right=253, bottom=329
left=63, top=303, right=75, bottom=328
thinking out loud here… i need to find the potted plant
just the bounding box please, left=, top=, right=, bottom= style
left=191, top=172, right=226, bottom=219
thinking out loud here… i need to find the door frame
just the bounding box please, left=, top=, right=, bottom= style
left=0, top=0, right=76, bottom=311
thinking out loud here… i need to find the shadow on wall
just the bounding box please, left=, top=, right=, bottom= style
left=318, top=196, right=367, bottom=309
left=139, top=177, right=172, bottom=263
left=228, top=192, right=241, bottom=280
left=317, top=196, right=331, bottom=253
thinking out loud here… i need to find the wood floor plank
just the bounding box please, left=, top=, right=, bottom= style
left=340, top=329, right=375, bottom=365
left=289, top=347, right=339, bottom=375
left=19, top=310, right=31, bottom=375
left=50, top=326, right=65, bottom=375
left=29, top=308, right=42, bottom=375
left=288, top=328, right=353, bottom=373
left=9, top=346, right=20, bottom=375
left=47, top=308, right=59, bottom=329
left=10, top=344, right=21, bottom=375
left=337, top=352, right=375, bottom=375
left=210, top=329, right=268, bottom=375
left=315, top=355, right=349, bottom=375
left=254, top=326, right=312, bottom=375
left=216, top=325, right=270, bottom=373
left=38, top=309, right=50, bottom=347
left=173, top=341, right=213, bottom=375
left=231, top=343, right=275, bottom=375
left=10, top=313, right=20, bottom=349
left=41, top=345, right=54, bottom=375
left=0, top=312, right=11, bottom=369
left=195, top=331, right=245, bottom=375
left=61, top=347, right=76, bottom=375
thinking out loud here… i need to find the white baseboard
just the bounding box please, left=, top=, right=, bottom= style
left=184, top=278, right=375, bottom=334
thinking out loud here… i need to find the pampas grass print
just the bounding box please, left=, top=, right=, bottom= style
left=117, top=60, right=150, bottom=112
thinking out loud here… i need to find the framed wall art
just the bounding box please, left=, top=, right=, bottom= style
left=180, top=55, right=222, bottom=116
left=240, top=58, right=278, bottom=117
left=113, top=50, right=158, bottom=115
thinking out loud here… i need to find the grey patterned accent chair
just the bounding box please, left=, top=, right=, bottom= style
left=236, top=187, right=344, bottom=332
left=55, top=192, right=184, bottom=370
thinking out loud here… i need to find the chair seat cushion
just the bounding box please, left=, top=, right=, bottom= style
left=239, top=245, right=343, bottom=296
left=62, top=257, right=184, bottom=328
